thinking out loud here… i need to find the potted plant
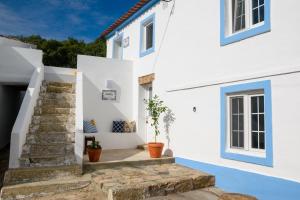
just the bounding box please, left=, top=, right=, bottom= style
left=145, top=95, right=168, bottom=158
left=87, top=140, right=102, bottom=162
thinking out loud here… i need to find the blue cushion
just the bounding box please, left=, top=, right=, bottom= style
left=83, top=120, right=98, bottom=133
left=112, top=121, right=124, bottom=133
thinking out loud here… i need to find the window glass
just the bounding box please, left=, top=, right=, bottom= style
left=232, top=0, right=246, bottom=32
left=230, top=97, right=244, bottom=148
left=251, top=95, right=265, bottom=150
left=145, top=23, right=153, bottom=50
left=252, top=0, right=264, bottom=25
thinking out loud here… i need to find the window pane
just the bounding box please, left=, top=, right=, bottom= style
left=146, top=23, right=153, bottom=50
left=232, top=98, right=238, bottom=114
left=233, top=0, right=245, bottom=32
left=239, top=115, right=244, bottom=130
left=252, top=0, right=258, bottom=8
left=259, top=132, right=265, bottom=149
left=252, top=8, right=259, bottom=24
left=252, top=114, right=258, bottom=131
left=259, top=0, right=264, bottom=6
left=259, top=6, right=265, bottom=22
left=232, top=131, right=239, bottom=147
left=259, top=96, right=264, bottom=113
left=259, top=114, right=265, bottom=131
left=232, top=115, right=239, bottom=130
left=239, top=131, right=244, bottom=148
left=238, top=98, right=244, bottom=113
left=252, top=132, right=259, bottom=149
left=251, top=97, right=258, bottom=113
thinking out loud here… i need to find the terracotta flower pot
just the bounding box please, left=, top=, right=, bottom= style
left=87, top=148, right=102, bottom=162
left=148, top=142, right=164, bottom=158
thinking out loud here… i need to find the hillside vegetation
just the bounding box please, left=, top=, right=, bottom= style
left=16, top=35, right=106, bottom=68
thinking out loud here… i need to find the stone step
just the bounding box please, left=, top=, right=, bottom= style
left=1, top=175, right=90, bottom=200
left=29, top=123, right=75, bottom=133
left=37, top=98, right=75, bottom=108
left=40, top=92, right=75, bottom=101
left=84, top=156, right=175, bottom=171
left=3, top=164, right=82, bottom=186
left=20, top=154, right=76, bottom=168
left=34, top=107, right=75, bottom=115
left=31, top=115, right=75, bottom=125
left=26, top=132, right=75, bottom=144
left=46, top=85, right=75, bottom=94
left=91, top=163, right=215, bottom=200
left=28, top=143, right=74, bottom=157
left=44, top=81, right=74, bottom=88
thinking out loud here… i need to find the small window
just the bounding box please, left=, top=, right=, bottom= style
left=220, top=0, right=270, bottom=45
left=140, top=14, right=155, bottom=57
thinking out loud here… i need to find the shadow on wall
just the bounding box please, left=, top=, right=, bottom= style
left=0, top=46, right=39, bottom=84
left=163, top=108, right=176, bottom=157
left=82, top=75, right=144, bottom=148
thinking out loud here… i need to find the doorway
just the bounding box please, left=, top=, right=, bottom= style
left=138, top=83, right=153, bottom=144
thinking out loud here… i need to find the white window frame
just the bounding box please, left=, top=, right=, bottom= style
left=226, top=91, right=266, bottom=157
left=227, top=0, right=265, bottom=37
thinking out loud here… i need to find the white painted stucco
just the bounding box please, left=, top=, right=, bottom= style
left=0, top=36, right=36, bottom=49
left=77, top=55, right=144, bottom=149
left=105, top=0, right=300, bottom=183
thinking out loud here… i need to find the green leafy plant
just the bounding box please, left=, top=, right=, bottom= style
left=88, top=140, right=102, bottom=149
left=145, top=95, right=168, bottom=143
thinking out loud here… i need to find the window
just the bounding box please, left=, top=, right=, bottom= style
left=220, top=0, right=270, bottom=45
left=220, top=80, right=273, bottom=167
left=140, top=14, right=155, bottom=57
left=228, top=91, right=265, bottom=152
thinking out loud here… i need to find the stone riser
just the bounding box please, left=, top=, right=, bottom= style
left=32, top=115, right=75, bottom=125
left=40, top=93, right=75, bottom=102
left=34, top=107, right=75, bottom=115
left=3, top=164, right=82, bottom=186
left=26, top=132, right=75, bottom=145
left=20, top=155, right=76, bottom=168
left=29, top=123, right=75, bottom=133
left=37, top=99, right=75, bottom=108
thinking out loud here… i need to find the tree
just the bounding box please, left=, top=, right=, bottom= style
left=14, top=35, right=106, bottom=68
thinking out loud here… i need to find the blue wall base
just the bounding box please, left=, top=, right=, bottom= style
left=176, top=157, right=300, bottom=200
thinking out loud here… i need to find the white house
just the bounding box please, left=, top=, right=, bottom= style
left=2, top=0, right=300, bottom=199
left=89, top=0, right=300, bottom=199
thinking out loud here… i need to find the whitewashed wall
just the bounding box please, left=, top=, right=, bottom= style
left=77, top=55, right=144, bottom=149
left=0, top=37, right=36, bottom=49
left=106, top=0, right=300, bottom=183
left=44, top=66, right=76, bottom=83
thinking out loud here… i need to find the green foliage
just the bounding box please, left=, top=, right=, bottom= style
left=15, top=35, right=106, bottom=68
left=88, top=140, right=101, bottom=149
left=145, top=95, right=169, bottom=143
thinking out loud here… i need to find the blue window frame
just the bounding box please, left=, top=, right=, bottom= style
left=140, top=13, right=155, bottom=57
left=220, top=80, right=273, bottom=167
left=220, top=0, right=271, bottom=46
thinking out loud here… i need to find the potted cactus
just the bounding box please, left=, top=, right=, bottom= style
left=87, top=140, right=102, bottom=162
left=145, top=95, right=168, bottom=158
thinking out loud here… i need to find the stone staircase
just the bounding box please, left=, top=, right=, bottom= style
left=20, top=81, right=77, bottom=167
left=1, top=81, right=84, bottom=199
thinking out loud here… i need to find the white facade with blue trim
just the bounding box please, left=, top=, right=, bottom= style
left=104, top=0, right=300, bottom=199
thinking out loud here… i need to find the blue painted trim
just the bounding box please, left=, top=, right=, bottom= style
left=106, top=0, right=160, bottom=39
left=176, top=157, right=300, bottom=200
left=220, top=80, right=273, bottom=167
left=139, top=13, right=155, bottom=57
left=112, top=32, right=124, bottom=59
left=220, top=0, right=271, bottom=46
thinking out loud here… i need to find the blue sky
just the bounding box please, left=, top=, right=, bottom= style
left=0, top=0, right=139, bottom=42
